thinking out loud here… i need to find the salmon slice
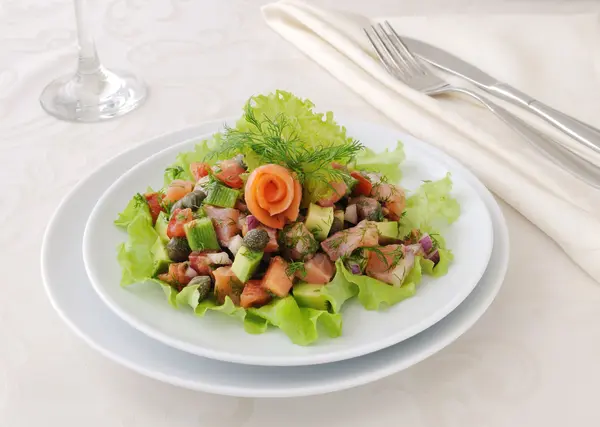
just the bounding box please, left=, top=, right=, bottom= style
left=245, top=164, right=301, bottom=229
left=321, top=220, right=379, bottom=261
left=365, top=244, right=415, bottom=287
left=203, top=205, right=241, bottom=246
left=262, top=256, right=294, bottom=297
left=296, top=253, right=336, bottom=284
left=240, top=280, right=272, bottom=308
left=213, top=266, right=243, bottom=305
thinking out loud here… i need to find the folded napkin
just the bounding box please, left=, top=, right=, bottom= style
left=262, top=0, right=600, bottom=283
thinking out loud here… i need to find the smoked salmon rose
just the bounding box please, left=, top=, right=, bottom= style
left=245, top=164, right=302, bottom=229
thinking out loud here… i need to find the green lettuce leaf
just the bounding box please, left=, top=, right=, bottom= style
left=404, top=256, right=423, bottom=286
left=249, top=296, right=342, bottom=345
left=116, top=213, right=161, bottom=287
left=339, top=262, right=416, bottom=310
left=158, top=281, right=341, bottom=345
left=114, top=193, right=151, bottom=228
left=353, top=140, right=405, bottom=183
left=400, top=173, right=460, bottom=236
left=236, top=90, right=355, bottom=151
left=420, top=248, right=454, bottom=277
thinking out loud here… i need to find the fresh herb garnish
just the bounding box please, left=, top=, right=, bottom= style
left=287, top=261, right=306, bottom=278
left=208, top=102, right=364, bottom=202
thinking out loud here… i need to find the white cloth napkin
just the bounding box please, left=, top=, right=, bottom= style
left=262, top=0, right=600, bottom=283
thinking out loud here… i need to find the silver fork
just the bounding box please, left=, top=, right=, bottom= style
left=365, top=22, right=600, bottom=188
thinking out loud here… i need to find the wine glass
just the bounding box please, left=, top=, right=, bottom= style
left=40, top=0, right=148, bottom=122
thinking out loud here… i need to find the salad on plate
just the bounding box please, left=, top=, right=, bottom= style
left=115, top=91, right=460, bottom=345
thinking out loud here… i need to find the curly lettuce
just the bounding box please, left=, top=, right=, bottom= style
left=353, top=140, right=405, bottom=183
left=154, top=279, right=341, bottom=345
left=400, top=173, right=460, bottom=236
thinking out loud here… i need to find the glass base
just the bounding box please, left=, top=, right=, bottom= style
left=40, top=67, right=148, bottom=122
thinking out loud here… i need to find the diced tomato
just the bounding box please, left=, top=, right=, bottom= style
left=167, top=208, right=194, bottom=238
left=263, top=256, right=294, bottom=297
left=350, top=171, right=373, bottom=197
left=190, top=162, right=211, bottom=181
left=144, top=192, right=165, bottom=224
left=240, top=280, right=271, bottom=308
left=214, top=159, right=245, bottom=189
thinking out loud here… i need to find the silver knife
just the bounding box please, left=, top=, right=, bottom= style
left=403, top=37, right=600, bottom=155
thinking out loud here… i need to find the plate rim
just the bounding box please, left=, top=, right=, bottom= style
left=81, top=118, right=495, bottom=366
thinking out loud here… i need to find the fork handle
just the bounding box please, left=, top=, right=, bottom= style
left=450, top=87, right=600, bottom=188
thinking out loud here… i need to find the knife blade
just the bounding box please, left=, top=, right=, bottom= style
left=402, top=36, right=600, bottom=155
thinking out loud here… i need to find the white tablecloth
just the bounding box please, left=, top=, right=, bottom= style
left=2, top=1, right=600, bottom=426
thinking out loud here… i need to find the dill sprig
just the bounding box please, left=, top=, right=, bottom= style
left=286, top=261, right=306, bottom=278
left=208, top=103, right=364, bottom=195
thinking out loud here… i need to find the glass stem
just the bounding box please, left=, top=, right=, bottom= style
left=73, top=0, right=102, bottom=76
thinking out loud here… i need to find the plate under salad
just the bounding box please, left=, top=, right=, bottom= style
left=83, top=91, right=493, bottom=365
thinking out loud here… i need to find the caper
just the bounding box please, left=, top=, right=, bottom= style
left=188, top=275, right=212, bottom=302
left=171, top=190, right=205, bottom=213
left=166, top=237, right=192, bottom=262
left=243, top=228, right=270, bottom=252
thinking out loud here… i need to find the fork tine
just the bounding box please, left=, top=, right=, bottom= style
left=371, top=24, right=412, bottom=75
left=363, top=28, right=397, bottom=76
left=383, top=21, right=427, bottom=74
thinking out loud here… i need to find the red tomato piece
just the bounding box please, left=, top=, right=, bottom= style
left=350, top=171, right=373, bottom=196
left=144, top=192, right=165, bottom=224
left=167, top=208, right=194, bottom=238
left=190, top=162, right=211, bottom=181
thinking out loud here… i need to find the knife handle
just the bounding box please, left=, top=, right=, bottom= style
left=451, top=87, right=600, bottom=188
left=487, top=83, right=600, bottom=155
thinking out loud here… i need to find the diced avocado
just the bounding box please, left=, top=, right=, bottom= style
left=305, top=203, right=334, bottom=241
left=184, top=217, right=220, bottom=251
left=293, top=283, right=330, bottom=311
left=231, top=245, right=263, bottom=283
left=204, top=183, right=240, bottom=208
left=151, top=238, right=171, bottom=276
left=154, top=211, right=170, bottom=243
left=376, top=221, right=400, bottom=244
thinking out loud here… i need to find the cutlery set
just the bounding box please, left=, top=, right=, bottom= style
left=365, top=22, right=600, bottom=188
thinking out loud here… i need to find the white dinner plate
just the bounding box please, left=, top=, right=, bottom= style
left=82, top=119, right=494, bottom=366
left=42, top=121, right=508, bottom=398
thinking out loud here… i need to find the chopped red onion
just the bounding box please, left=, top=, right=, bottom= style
left=419, top=233, right=433, bottom=253
left=349, top=264, right=361, bottom=275
left=427, top=249, right=440, bottom=265
left=184, top=266, right=198, bottom=279
left=345, top=204, right=358, bottom=224
left=246, top=215, right=260, bottom=231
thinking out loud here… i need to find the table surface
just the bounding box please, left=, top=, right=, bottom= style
left=2, top=1, right=600, bottom=426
